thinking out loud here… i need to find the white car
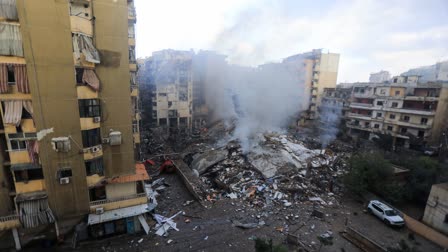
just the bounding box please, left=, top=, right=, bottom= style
left=367, top=200, right=405, bottom=227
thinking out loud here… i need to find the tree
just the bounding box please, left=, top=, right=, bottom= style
left=344, top=152, right=405, bottom=203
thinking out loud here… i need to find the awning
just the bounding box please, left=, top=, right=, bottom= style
left=88, top=203, right=149, bottom=225
left=4, top=100, right=23, bottom=126
left=82, top=69, right=100, bottom=91
left=0, top=23, right=23, bottom=57
left=11, top=163, right=41, bottom=171
left=107, top=163, right=150, bottom=184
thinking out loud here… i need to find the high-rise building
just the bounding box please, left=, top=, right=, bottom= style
left=147, top=50, right=194, bottom=133
left=283, top=49, right=340, bottom=121
left=0, top=0, right=145, bottom=249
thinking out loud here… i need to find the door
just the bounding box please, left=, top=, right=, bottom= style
left=126, top=217, right=135, bottom=234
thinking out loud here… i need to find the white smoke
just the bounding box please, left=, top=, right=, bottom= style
left=196, top=52, right=310, bottom=153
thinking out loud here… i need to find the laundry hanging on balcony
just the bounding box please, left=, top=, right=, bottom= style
left=73, top=33, right=100, bottom=64
left=4, top=100, right=23, bottom=126
left=0, top=23, right=23, bottom=57
left=0, top=0, right=19, bottom=20
left=0, top=64, right=8, bottom=93
left=82, top=69, right=100, bottom=91
left=14, top=64, right=30, bottom=93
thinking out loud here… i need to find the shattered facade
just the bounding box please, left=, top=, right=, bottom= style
left=346, top=78, right=448, bottom=148
left=0, top=0, right=145, bottom=249
left=283, top=49, right=340, bottom=121
left=423, top=182, right=448, bottom=235
left=147, top=50, right=194, bottom=133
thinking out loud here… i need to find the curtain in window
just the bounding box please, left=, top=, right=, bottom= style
left=0, top=0, right=18, bottom=20
left=4, top=100, right=22, bottom=126
left=18, top=198, right=55, bottom=228
left=23, top=100, right=33, bottom=117
left=0, top=64, right=8, bottom=93
left=14, top=64, right=29, bottom=93
left=26, top=140, right=39, bottom=164
left=82, top=69, right=100, bottom=91
left=73, top=33, right=100, bottom=64
left=0, top=23, right=23, bottom=56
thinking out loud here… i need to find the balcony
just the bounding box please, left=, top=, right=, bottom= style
left=130, top=63, right=137, bottom=72
left=383, top=107, right=436, bottom=116
left=128, top=6, right=136, bottom=21
left=352, top=92, right=376, bottom=98
left=128, top=38, right=135, bottom=46
left=133, top=132, right=140, bottom=144
left=15, top=179, right=45, bottom=194
left=0, top=215, right=20, bottom=231
left=347, top=112, right=372, bottom=121
left=350, top=102, right=374, bottom=109
left=404, top=96, right=438, bottom=102
left=89, top=193, right=147, bottom=213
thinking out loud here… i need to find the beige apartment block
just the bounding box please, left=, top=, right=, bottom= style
left=0, top=0, right=145, bottom=249
left=346, top=76, right=448, bottom=148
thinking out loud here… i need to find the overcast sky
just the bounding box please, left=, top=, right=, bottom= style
left=134, top=0, right=448, bottom=83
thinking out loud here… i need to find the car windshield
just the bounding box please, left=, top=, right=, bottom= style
left=385, top=210, right=397, bottom=216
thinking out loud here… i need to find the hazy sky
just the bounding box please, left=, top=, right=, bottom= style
left=134, top=0, right=448, bottom=83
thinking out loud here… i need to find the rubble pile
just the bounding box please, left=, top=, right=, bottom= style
left=186, top=132, right=350, bottom=207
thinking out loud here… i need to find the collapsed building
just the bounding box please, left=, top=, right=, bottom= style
left=0, top=0, right=147, bottom=250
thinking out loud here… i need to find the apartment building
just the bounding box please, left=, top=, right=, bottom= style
left=346, top=76, right=448, bottom=148
left=283, top=49, right=340, bottom=121
left=320, top=87, right=352, bottom=121
left=0, top=0, right=145, bottom=249
left=147, top=50, right=193, bottom=133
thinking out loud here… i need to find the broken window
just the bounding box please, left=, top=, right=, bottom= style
left=57, top=169, right=72, bottom=179
left=387, top=126, right=393, bottom=131
left=79, top=99, right=101, bottom=118
left=85, top=158, right=104, bottom=176
left=89, top=186, right=106, bottom=201
left=72, top=33, right=100, bottom=64
left=14, top=167, right=43, bottom=182
left=421, top=118, right=428, bottom=125
left=159, top=118, right=167, bottom=126
left=400, top=127, right=407, bottom=134
left=81, top=128, right=101, bottom=148
left=168, top=110, right=178, bottom=118
left=0, top=23, right=23, bottom=56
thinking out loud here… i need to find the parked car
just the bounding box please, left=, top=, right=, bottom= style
left=367, top=200, right=405, bottom=227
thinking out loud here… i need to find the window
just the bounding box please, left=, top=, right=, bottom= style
left=75, top=68, right=84, bottom=84
left=159, top=93, right=167, bottom=97
left=179, top=117, right=187, bottom=125
left=376, top=113, right=382, bottom=118
left=374, top=124, right=380, bottom=129
left=159, top=118, right=167, bottom=126
left=10, top=140, right=26, bottom=151
left=168, top=101, right=173, bottom=107
left=364, top=122, right=369, bottom=128
left=14, top=168, right=43, bottom=182
left=418, top=131, right=425, bottom=138
left=79, top=99, right=101, bottom=118
left=7, top=65, right=15, bottom=85
left=387, top=126, right=393, bottom=131
left=395, top=91, right=400, bottom=96
left=152, top=102, right=157, bottom=107
left=58, top=169, right=72, bottom=179
left=444, top=214, right=448, bottom=223
left=81, top=128, right=101, bottom=148
left=376, top=101, right=384, bottom=106
left=380, top=89, right=386, bottom=95
left=403, top=116, right=410, bottom=122
left=389, top=114, right=396, bottom=119
left=89, top=186, right=106, bottom=201
left=400, top=128, right=407, bottom=134
left=391, top=102, right=398, bottom=108
left=85, top=158, right=104, bottom=176
left=421, top=118, right=428, bottom=125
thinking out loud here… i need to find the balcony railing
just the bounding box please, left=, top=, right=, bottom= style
left=0, top=215, right=18, bottom=222
left=128, top=6, right=136, bottom=19
left=351, top=102, right=373, bottom=107
left=90, top=192, right=146, bottom=206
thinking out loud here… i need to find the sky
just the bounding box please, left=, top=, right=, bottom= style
left=134, top=0, right=448, bottom=83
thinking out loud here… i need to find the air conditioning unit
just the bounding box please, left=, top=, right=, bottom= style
left=90, top=145, right=102, bottom=153
left=59, top=177, right=70, bottom=185
left=102, top=138, right=110, bottom=144
left=109, top=131, right=122, bottom=146
left=93, top=116, right=101, bottom=123
left=95, top=207, right=104, bottom=215
left=51, top=137, right=71, bottom=152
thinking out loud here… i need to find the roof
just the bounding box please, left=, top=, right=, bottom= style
left=371, top=200, right=393, bottom=211
left=107, top=163, right=150, bottom=184
left=88, top=203, right=149, bottom=225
